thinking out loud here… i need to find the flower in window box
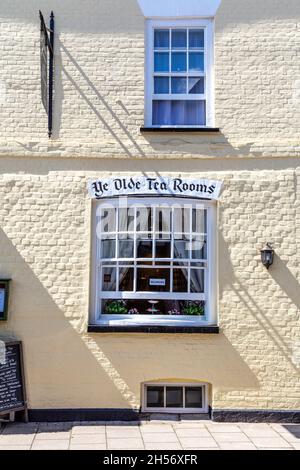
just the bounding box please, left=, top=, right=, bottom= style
left=105, top=300, right=128, bottom=315
left=168, top=309, right=181, bottom=316
left=128, top=308, right=139, bottom=315
left=182, top=301, right=205, bottom=316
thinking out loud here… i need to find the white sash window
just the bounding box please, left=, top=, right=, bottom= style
left=91, top=197, right=217, bottom=326
left=145, top=19, right=214, bottom=128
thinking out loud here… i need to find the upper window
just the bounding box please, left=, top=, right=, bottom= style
left=145, top=19, right=214, bottom=128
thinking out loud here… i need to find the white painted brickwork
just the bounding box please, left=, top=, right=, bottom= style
left=0, top=0, right=299, bottom=411
left=0, top=1, right=299, bottom=157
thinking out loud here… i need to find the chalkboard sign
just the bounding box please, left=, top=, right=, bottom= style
left=0, top=341, right=27, bottom=418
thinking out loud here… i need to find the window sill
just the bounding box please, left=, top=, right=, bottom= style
left=140, top=127, right=220, bottom=133
left=87, top=325, right=219, bottom=334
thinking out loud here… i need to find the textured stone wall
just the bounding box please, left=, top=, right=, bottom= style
left=0, top=0, right=299, bottom=158
left=0, top=158, right=299, bottom=410
left=0, top=0, right=299, bottom=412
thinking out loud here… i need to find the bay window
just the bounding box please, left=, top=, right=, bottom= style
left=91, top=197, right=217, bottom=326
left=145, top=19, right=214, bottom=128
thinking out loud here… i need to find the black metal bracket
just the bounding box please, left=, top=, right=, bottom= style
left=39, top=11, right=54, bottom=138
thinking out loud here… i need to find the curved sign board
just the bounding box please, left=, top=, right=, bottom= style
left=88, top=177, right=222, bottom=200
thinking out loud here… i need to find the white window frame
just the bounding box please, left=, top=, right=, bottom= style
left=145, top=19, right=214, bottom=128
left=90, top=197, right=218, bottom=327
left=142, top=382, right=209, bottom=414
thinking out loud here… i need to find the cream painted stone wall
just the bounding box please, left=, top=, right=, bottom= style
left=0, top=0, right=299, bottom=158
left=0, top=0, right=299, bottom=412
left=0, top=158, right=299, bottom=410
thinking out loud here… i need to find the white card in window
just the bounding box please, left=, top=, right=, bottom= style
left=149, top=278, right=166, bottom=287
left=0, top=289, right=5, bottom=312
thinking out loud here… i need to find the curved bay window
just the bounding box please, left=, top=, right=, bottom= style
left=92, top=198, right=217, bottom=326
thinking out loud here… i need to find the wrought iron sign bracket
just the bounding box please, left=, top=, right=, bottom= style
left=39, top=11, right=55, bottom=138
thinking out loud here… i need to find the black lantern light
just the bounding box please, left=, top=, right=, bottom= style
left=0, top=279, right=11, bottom=321
left=260, top=243, right=274, bottom=270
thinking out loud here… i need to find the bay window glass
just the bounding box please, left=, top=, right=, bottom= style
left=94, top=198, right=215, bottom=323
left=147, top=19, right=214, bottom=127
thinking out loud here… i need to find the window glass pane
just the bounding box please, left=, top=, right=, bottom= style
left=174, top=238, right=190, bottom=260
left=99, top=208, right=116, bottom=233
left=102, top=266, right=116, bottom=291
left=137, top=268, right=170, bottom=292
left=188, top=77, right=204, bottom=94
left=171, top=52, right=187, bottom=72
left=147, top=386, right=164, bottom=408
left=191, top=236, right=207, bottom=259
left=136, top=207, right=152, bottom=232
left=190, top=270, right=205, bottom=294
left=152, top=100, right=170, bottom=125
left=185, top=387, right=203, bottom=408
left=152, top=100, right=206, bottom=126
left=155, top=207, right=172, bottom=232
left=189, top=29, right=204, bottom=48
left=119, top=207, right=134, bottom=232
left=174, top=207, right=191, bottom=233
left=173, top=268, right=188, bottom=293
left=119, top=240, right=134, bottom=258
left=181, top=300, right=205, bottom=316
left=119, top=267, right=134, bottom=291
left=103, top=299, right=127, bottom=314
left=137, top=240, right=153, bottom=258
left=171, top=77, right=187, bottom=94
left=166, top=387, right=183, bottom=408
left=154, top=30, right=169, bottom=49
left=171, top=29, right=187, bottom=49
left=101, top=239, right=115, bottom=259
left=155, top=240, right=171, bottom=258
left=192, top=208, right=207, bottom=233
left=154, top=52, right=169, bottom=72
left=189, top=52, right=204, bottom=72
left=154, top=77, right=169, bottom=94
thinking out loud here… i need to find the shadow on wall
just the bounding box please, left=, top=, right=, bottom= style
left=219, top=231, right=300, bottom=376
left=52, top=39, right=262, bottom=158
left=52, top=41, right=145, bottom=158
left=0, top=226, right=259, bottom=411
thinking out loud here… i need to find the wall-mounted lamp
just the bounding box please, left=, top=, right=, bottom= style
left=261, top=243, right=274, bottom=270
left=0, top=279, right=11, bottom=321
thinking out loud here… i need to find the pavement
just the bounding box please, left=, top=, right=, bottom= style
left=0, top=420, right=299, bottom=450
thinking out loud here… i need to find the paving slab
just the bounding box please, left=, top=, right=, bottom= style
left=175, top=428, right=211, bottom=438
left=107, top=438, right=144, bottom=450
left=250, top=437, right=292, bottom=449
left=218, top=442, right=257, bottom=450
left=69, top=444, right=107, bottom=450
left=179, top=437, right=218, bottom=448
left=31, top=439, right=70, bottom=450
left=70, top=434, right=106, bottom=445
left=35, top=431, right=71, bottom=440
left=211, top=432, right=251, bottom=443
left=206, top=424, right=242, bottom=433
left=71, top=425, right=106, bottom=435
left=0, top=435, right=35, bottom=446
left=140, top=424, right=174, bottom=433
left=144, top=443, right=183, bottom=450
left=0, top=445, right=32, bottom=450
left=106, top=428, right=141, bottom=438
left=142, top=432, right=179, bottom=443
